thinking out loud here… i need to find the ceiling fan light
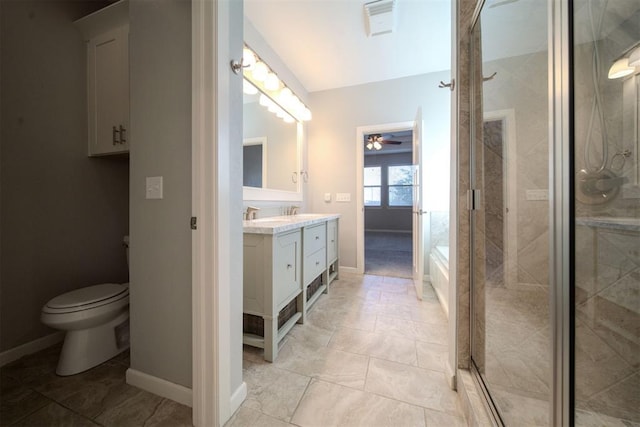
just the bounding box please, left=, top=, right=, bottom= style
left=373, top=141, right=382, bottom=150
left=366, top=142, right=373, bottom=150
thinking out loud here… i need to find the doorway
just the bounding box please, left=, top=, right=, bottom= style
left=363, top=129, right=414, bottom=278
left=356, top=121, right=415, bottom=278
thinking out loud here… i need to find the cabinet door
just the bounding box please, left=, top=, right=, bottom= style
left=327, top=220, right=338, bottom=263
left=87, top=26, right=129, bottom=156
left=273, top=230, right=302, bottom=309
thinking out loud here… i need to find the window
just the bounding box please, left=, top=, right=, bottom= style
left=364, top=166, right=381, bottom=206
left=388, top=165, right=413, bottom=206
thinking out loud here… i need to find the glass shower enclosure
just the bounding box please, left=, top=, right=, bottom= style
left=469, top=0, right=639, bottom=425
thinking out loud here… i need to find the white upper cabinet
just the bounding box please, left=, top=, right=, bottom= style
left=75, top=1, right=129, bottom=156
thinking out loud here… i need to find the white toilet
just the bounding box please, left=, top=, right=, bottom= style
left=41, top=236, right=130, bottom=376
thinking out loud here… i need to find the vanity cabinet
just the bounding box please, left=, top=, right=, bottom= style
left=242, top=214, right=340, bottom=361
left=243, top=229, right=302, bottom=362
left=75, top=1, right=129, bottom=156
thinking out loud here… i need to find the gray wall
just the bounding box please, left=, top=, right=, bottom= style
left=0, top=0, right=129, bottom=352
left=129, top=0, right=192, bottom=388
left=307, top=71, right=451, bottom=269
left=364, top=152, right=413, bottom=232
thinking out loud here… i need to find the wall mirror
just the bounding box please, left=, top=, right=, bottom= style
left=243, top=83, right=302, bottom=201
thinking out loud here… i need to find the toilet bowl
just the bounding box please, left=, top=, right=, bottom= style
left=41, top=283, right=130, bottom=376
left=41, top=236, right=131, bottom=376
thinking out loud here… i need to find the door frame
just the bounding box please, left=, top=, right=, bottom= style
left=483, top=109, right=517, bottom=288
left=356, top=121, right=414, bottom=275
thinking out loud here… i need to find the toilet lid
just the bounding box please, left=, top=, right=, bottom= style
left=46, top=284, right=128, bottom=309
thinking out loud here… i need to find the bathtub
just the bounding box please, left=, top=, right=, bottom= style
left=429, top=245, right=449, bottom=316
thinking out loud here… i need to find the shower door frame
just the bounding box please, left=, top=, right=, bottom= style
left=467, top=0, right=574, bottom=425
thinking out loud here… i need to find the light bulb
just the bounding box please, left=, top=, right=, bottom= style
left=366, top=142, right=373, bottom=150
left=283, top=114, right=295, bottom=123
left=608, top=58, right=634, bottom=79
left=242, top=47, right=256, bottom=70
left=264, top=72, right=280, bottom=91
left=252, top=61, right=268, bottom=81
left=259, top=94, right=270, bottom=107
left=301, top=107, right=312, bottom=121
left=374, top=141, right=382, bottom=150
left=243, top=79, right=258, bottom=95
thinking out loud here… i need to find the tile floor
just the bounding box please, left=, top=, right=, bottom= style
left=226, top=272, right=466, bottom=427
left=0, top=346, right=192, bottom=426
left=1, top=273, right=462, bottom=427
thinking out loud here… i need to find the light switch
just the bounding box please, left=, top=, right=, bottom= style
left=336, top=193, right=351, bottom=202
left=146, top=176, right=163, bottom=199
left=324, top=193, right=332, bottom=202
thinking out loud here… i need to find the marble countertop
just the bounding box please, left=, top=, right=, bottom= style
left=243, top=213, right=340, bottom=235
left=575, top=216, right=640, bottom=232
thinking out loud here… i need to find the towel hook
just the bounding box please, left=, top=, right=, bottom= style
left=438, top=79, right=455, bottom=91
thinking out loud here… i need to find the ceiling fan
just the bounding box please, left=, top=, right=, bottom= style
left=366, top=134, right=402, bottom=150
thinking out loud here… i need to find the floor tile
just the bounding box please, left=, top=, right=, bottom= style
left=415, top=342, right=448, bottom=373
left=0, top=374, right=51, bottom=425
left=424, top=408, right=467, bottom=427
left=93, top=387, right=164, bottom=426
left=225, top=406, right=295, bottom=427
left=242, top=360, right=310, bottom=421
left=12, top=401, right=98, bottom=427
left=274, top=339, right=369, bottom=389
left=364, top=358, right=460, bottom=416
left=329, top=327, right=418, bottom=366
left=291, top=379, right=426, bottom=427
left=375, top=315, right=448, bottom=345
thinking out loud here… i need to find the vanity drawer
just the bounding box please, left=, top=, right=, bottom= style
left=304, top=248, right=326, bottom=286
left=303, top=223, right=327, bottom=256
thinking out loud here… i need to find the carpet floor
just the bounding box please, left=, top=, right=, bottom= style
left=365, top=231, right=413, bottom=279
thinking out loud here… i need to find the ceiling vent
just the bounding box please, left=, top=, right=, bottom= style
left=363, top=0, right=397, bottom=37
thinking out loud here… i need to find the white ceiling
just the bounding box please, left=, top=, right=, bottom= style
left=244, top=0, right=452, bottom=93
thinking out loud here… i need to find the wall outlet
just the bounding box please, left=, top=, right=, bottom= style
left=336, top=193, right=351, bottom=202
left=324, top=193, right=332, bottom=202
left=526, top=189, right=548, bottom=201
left=146, top=176, right=163, bottom=199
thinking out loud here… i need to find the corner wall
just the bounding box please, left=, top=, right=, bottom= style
left=129, top=0, right=192, bottom=388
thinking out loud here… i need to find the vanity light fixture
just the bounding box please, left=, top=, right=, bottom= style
left=243, top=79, right=258, bottom=95
left=242, top=44, right=312, bottom=123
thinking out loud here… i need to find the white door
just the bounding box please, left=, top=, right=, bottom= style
left=412, top=107, right=425, bottom=300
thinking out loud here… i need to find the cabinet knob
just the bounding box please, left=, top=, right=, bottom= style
left=315, top=261, right=320, bottom=266
left=286, top=264, right=292, bottom=269
left=315, top=236, right=319, bottom=240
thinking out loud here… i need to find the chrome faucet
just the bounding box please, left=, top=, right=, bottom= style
left=245, top=206, right=260, bottom=220
left=289, top=206, right=299, bottom=215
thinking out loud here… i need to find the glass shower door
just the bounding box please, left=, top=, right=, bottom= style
left=470, top=1, right=552, bottom=424
left=573, top=1, right=640, bottom=424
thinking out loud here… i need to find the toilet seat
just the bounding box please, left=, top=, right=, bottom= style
left=43, top=284, right=129, bottom=314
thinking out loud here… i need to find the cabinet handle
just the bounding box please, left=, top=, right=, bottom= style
left=315, top=261, right=320, bottom=266
left=112, top=126, right=120, bottom=145
left=315, top=236, right=319, bottom=240
left=119, top=125, right=127, bottom=143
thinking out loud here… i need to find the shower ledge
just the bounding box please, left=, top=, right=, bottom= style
left=575, top=216, right=640, bottom=232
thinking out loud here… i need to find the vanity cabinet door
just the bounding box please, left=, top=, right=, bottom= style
left=327, top=219, right=338, bottom=264
left=273, top=230, right=302, bottom=309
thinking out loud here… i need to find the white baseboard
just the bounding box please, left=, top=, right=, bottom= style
left=446, top=361, right=457, bottom=391
left=339, top=266, right=358, bottom=275
left=229, top=381, right=247, bottom=415
left=126, top=368, right=193, bottom=407
left=0, top=332, right=65, bottom=367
